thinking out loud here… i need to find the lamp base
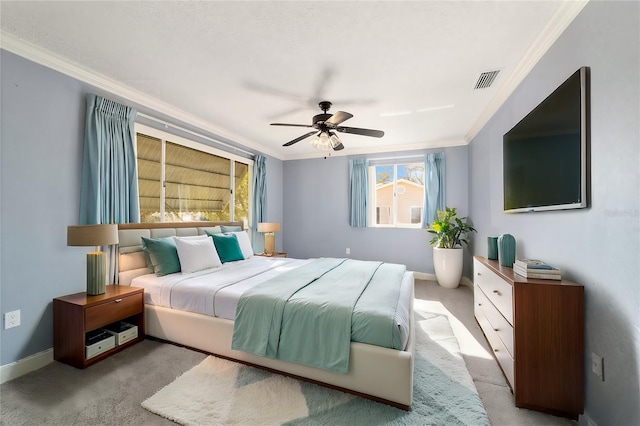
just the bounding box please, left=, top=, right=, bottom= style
left=87, top=252, right=107, bottom=295
left=264, top=233, right=275, bottom=257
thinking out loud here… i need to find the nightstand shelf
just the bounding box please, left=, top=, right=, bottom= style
left=53, top=285, right=145, bottom=368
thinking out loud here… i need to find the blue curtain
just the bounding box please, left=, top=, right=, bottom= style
left=349, top=158, right=369, bottom=227
left=422, top=152, right=445, bottom=227
left=251, top=154, right=267, bottom=252
left=80, top=94, right=139, bottom=225
left=79, top=94, right=139, bottom=282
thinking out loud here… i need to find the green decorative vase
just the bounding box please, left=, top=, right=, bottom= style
left=487, top=237, right=499, bottom=260
left=498, top=234, right=516, bottom=267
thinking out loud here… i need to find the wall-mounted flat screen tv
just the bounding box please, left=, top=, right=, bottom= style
left=503, top=67, right=590, bottom=213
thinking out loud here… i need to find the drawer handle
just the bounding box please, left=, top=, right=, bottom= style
left=477, top=272, right=481, bottom=276
left=115, top=299, right=122, bottom=303
left=494, top=348, right=499, bottom=352
left=493, top=290, right=501, bottom=295
left=494, top=328, right=499, bottom=332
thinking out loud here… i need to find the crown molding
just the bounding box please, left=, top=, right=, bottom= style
left=0, top=31, right=283, bottom=160
left=465, top=0, right=589, bottom=142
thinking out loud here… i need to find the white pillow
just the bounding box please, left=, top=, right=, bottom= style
left=174, top=236, right=222, bottom=273
left=230, top=231, right=254, bottom=259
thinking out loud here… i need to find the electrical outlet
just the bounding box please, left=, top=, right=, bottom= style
left=4, top=310, right=20, bottom=329
left=346, top=248, right=350, bottom=255
left=591, top=352, right=604, bottom=381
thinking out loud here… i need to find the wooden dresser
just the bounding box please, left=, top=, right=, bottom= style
left=473, top=256, right=584, bottom=419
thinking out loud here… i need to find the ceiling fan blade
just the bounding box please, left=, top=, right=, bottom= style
left=325, top=111, right=353, bottom=126
left=283, top=131, right=318, bottom=147
left=271, top=123, right=314, bottom=128
left=336, top=126, right=385, bottom=138
left=332, top=142, right=345, bottom=151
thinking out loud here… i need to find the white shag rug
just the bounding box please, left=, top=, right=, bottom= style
left=142, top=310, right=489, bottom=425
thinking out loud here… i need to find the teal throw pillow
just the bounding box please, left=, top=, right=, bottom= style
left=141, top=237, right=181, bottom=276
left=140, top=241, right=154, bottom=272
left=221, top=225, right=242, bottom=233
left=211, top=233, right=244, bottom=263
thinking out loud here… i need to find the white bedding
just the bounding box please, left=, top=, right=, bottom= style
left=132, top=256, right=412, bottom=349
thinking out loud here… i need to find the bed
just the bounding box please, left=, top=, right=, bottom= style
left=117, top=222, right=415, bottom=409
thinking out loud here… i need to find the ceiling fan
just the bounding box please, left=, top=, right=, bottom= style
left=271, top=101, right=384, bottom=151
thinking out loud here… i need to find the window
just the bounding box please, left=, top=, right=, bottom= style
left=376, top=206, right=391, bottom=224
left=369, top=161, right=425, bottom=227
left=135, top=124, right=252, bottom=225
left=410, top=206, right=423, bottom=224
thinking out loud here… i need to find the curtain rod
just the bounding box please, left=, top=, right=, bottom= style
left=368, top=154, right=426, bottom=162
left=136, top=112, right=255, bottom=157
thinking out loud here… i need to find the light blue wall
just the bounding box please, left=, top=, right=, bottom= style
left=0, top=50, right=284, bottom=365
left=468, top=2, right=639, bottom=425
left=265, top=154, right=285, bottom=253
left=282, top=146, right=470, bottom=274
left=1, top=51, right=87, bottom=364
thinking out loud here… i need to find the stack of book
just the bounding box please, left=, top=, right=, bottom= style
left=513, top=259, right=561, bottom=280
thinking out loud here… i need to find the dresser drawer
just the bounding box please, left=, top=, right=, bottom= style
left=474, top=260, right=513, bottom=324
left=487, top=324, right=515, bottom=389
left=85, top=292, right=143, bottom=331
left=475, top=301, right=515, bottom=389
left=475, top=285, right=514, bottom=358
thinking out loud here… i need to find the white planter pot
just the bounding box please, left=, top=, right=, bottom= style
left=432, top=247, right=463, bottom=289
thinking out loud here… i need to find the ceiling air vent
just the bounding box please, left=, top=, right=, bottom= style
left=474, top=70, right=500, bottom=90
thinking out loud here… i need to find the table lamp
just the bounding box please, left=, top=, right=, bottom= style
left=67, top=224, right=119, bottom=295
left=257, top=222, right=281, bottom=257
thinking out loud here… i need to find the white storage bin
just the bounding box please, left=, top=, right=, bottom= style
left=106, top=322, right=138, bottom=345
left=85, top=334, right=115, bottom=359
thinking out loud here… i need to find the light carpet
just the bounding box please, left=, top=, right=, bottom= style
left=142, top=310, right=489, bottom=425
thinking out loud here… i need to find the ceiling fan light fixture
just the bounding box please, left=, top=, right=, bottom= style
left=311, top=132, right=332, bottom=151
left=328, top=131, right=341, bottom=149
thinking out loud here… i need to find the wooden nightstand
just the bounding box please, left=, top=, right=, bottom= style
left=53, top=285, right=145, bottom=368
left=256, top=252, right=287, bottom=258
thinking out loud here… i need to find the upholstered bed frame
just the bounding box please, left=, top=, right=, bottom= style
left=117, top=222, right=415, bottom=409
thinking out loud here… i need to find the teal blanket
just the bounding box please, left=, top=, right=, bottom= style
left=231, top=258, right=405, bottom=374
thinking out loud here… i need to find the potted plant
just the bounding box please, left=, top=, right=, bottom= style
left=427, top=207, right=476, bottom=288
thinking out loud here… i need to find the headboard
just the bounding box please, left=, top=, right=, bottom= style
left=117, top=221, right=245, bottom=285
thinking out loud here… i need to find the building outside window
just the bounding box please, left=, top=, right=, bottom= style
left=370, top=161, right=424, bottom=227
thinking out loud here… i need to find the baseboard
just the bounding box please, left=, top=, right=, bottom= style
left=412, top=271, right=436, bottom=282
left=0, top=348, right=54, bottom=384
left=412, top=271, right=474, bottom=289
left=579, top=412, right=598, bottom=426
left=460, top=276, right=473, bottom=289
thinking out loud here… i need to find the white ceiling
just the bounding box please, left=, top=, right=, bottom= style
left=0, top=1, right=587, bottom=160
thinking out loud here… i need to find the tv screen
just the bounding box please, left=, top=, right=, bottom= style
left=503, top=67, right=590, bottom=213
